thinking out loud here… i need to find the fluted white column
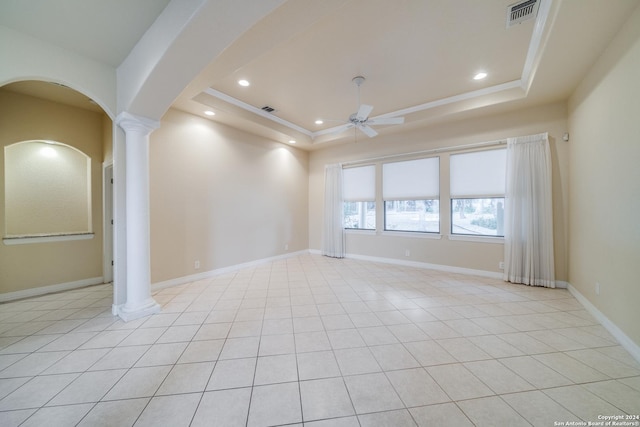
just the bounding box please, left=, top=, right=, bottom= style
left=115, top=112, right=161, bottom=321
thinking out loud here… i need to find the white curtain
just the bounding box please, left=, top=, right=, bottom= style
left=322, top=164, right=345, bottom=258
left=503, top=133, right=555, bottom=287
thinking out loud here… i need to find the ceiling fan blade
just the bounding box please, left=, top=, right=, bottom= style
left=358, top=124, right=378, bottom=138
left=367, top=117, right=405, bottom=126
left=355, top=104, right=374, bottom=121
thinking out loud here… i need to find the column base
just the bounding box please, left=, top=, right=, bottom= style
left=117, top=298, right=161, bottom=322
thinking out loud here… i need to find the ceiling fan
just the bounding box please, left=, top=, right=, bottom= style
left=329, top=76, right=405, bottom=138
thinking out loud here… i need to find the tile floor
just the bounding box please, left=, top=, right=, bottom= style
left=0, top=254, right=639, bottom=426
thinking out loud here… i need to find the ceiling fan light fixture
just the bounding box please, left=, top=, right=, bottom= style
left=473, top=72, right=488, bottom=80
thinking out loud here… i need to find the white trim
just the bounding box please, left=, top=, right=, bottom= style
left=381, top=231, right=442, bottom=240
left=203, top=88, right=313, bottom=137
left=102, top=162, right=114, bottom=284
left=521, top=0, right=555, bottom=92
left=568, top=283, right=640, bottom=364
left=448, top=234, right=504, bottom=244
left=344, top=253, right=502, bottom=280
left=345, top=229, right=376, bottom=235
left=0, top=276, right=104, bottom=302
left=151, top=250, right=309, bottom=292
left=3, top=233, right=94, bottom=245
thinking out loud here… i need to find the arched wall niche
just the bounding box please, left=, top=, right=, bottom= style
left=4, top=140, right=92, bottom=238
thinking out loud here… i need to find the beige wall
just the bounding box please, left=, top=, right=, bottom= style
left=568, top=4, right=640, bottom=346
left=149, top=109, right=309, bottom=284
left=0, top=90, right=106, bottom=293
left=309, top=102, right=569, bottom=280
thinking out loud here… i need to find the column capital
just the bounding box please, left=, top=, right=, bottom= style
left=116, top=111, right=160, bottom=135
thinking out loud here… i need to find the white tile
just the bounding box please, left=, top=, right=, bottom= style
left=0, top=373, right=78, bottom=410
left=499, top=356, right=573, bottom=389
left=156, top=324, right=199, bottom=343
left=358, top=326, right=399, bottom=346
left=295, top=331, right=332, bottom=353
left=228, top=320, right=262, bottom=338
left=178, top=339, right=223, bottom=363
left=258, top=333, right=295, bottom=356
left=103, top=365, right=171, bottom=400
left=156, top=362, right=214, bottom=395
left=334, top=347, right=381, bottom=375
left=43, top=348, right=110, bottom=374
left=583, top=379, right=640, bottom=414
left=219, top=336, right=260, bottom=359
left=193, top=323, right=231, bottom=341
left=300, top=377, right=355, bottom=421
left=134, top=393, right=201, bottom=427
left=386, top=367, right=450, bottom=407
left=458, top=396, right=529, bottom=427
left=533, top=352, right=609, bottom=383
left=358, top=409, right=417, bottom=427
left=410, top=403, right=473, bottom=427
left=261, top=318, right=293, bottom=335
left=543, top=385, right=621, bottom=421
left=436, top=337, right=492, bottom=362
left=254, top=354, right=298, bottom=385
left=191, top=388, right=251, bottom=427
left=427, top=364, right=494, bottom=401
left=0, top=351, right=68, bottom=378
left=501, top=390, right=580, bottom=427
left=247, top=382, right=302, bottom=427
left=0, top=408, right=36, bottom=427
left=387, top=324, right=430, bottom=342
left=135, top=342, right=187, bottom=367
left=404, top=340, right=457, bottom=366
left=20, top=403, right=93, bottom=427
left=464, top=360, right=535, bottom=394
left=327, top=329, right=366, bottom=350
left=207, top=357, right=256, bottom=390
left=343, top=372, right=403, bottom=414
left=369, top=344, right=420, bottom=371
left=89, top=345, right=149, bottom=370
left=304, top=416, right=359, bottom=427
left=297, top=350, right=341, bottom=380
left=48, top=369, right=126, bottom=405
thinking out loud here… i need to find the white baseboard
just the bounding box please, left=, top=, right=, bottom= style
left=151, top=250, right=309, bottom=291
left=345, top=252, right=503, bottom=280
left=568, top=283, right=640, bottom=364
left=0, top=276, right=104, bottom=303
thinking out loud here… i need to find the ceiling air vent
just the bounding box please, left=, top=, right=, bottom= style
left=261, top=105, right=277, bottom=113
left=506, top=0, right=540, bottom=28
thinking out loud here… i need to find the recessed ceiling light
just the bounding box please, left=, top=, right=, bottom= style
left=473, top=72, right=488, bottom=80
left=238, top=79, right=250, bottom=87
left=315, top=119, right=324, bottom=125
left=288, top=140, right=296, bottom=144
left=204, top=110, right=215, bottom=116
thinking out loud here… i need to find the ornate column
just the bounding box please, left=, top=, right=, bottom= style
left=115, top=112, right=161, bottom=321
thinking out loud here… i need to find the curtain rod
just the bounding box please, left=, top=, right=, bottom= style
left=342, top=138, right=507, bottom=167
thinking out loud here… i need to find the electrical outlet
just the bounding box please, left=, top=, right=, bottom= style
left=405, top=249, right=410, bottom=257
left=194, top=260, right=200, bottom=269
left=499, top=261, right=504, bottom=270
left=595, top=282, right=600, bottom=295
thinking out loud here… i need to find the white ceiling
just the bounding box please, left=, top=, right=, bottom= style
left=2, top=0, right=639, bottom=150
left=0, top=0, right=170, bottom=67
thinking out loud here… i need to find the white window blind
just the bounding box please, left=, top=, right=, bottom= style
left=450, top=149, right=506, bottom=197
left=383, top=157, right=439, bottom=200
left=343, top=165, right=375, bottom=201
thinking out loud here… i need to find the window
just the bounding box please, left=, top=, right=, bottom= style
left=383, top=157, right=439, bottom=233
left=450, top=149, right=506, bottom=236
left=343, top=165, right=375, bottom=230
left=4, top=140, right=92, bottom=239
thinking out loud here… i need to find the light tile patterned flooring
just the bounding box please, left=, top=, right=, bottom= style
left=0, top=254, right=639, bottom=426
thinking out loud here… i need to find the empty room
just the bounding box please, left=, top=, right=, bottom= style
left=0, top=0, right=639, bottom=426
